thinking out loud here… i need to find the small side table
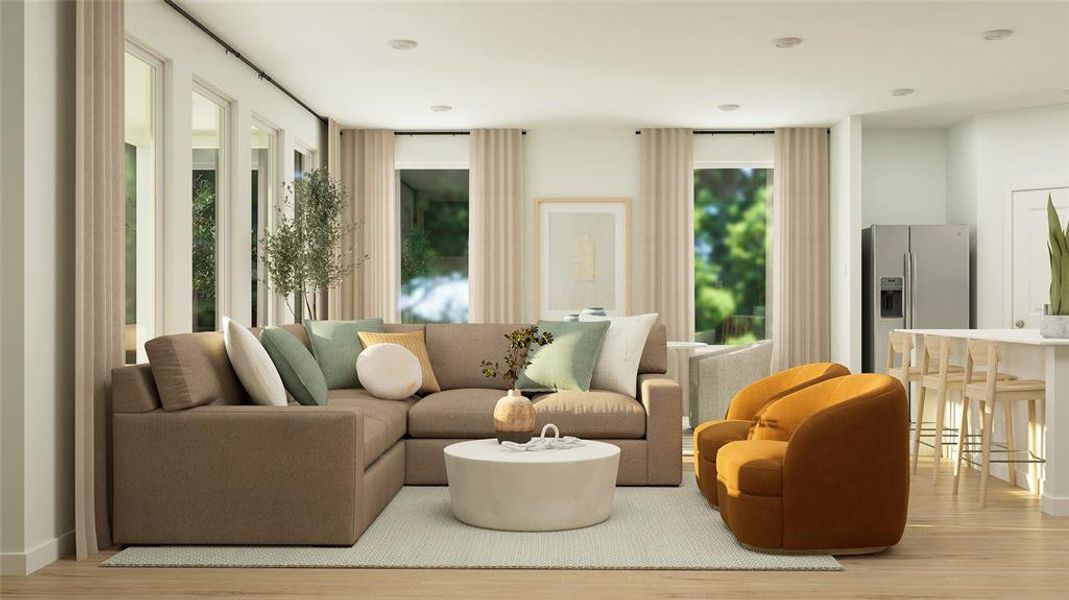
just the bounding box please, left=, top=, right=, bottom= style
left=666, top=341, right=709, bottom=429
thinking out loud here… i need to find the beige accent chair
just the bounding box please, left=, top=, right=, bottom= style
left=688, top=341, right=773, bottom=427
left=109, top=323, right=679, bottom=546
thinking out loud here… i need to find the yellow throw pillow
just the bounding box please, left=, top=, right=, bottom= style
left=356, top=330, right=441, bottom=395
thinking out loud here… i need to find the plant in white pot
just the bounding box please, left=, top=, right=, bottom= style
left=1043, top=194, right=1069, bottom=338
left=480, top=326, right=554, bottom=443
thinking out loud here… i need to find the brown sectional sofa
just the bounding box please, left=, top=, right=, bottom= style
left=110, top=322, right=680, bottom=546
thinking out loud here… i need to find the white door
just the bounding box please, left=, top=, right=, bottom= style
left=1012, top=186, right=1069, bottom=328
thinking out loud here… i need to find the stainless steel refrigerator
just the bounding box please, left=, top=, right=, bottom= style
left=862, top=224, right=971, bottom=373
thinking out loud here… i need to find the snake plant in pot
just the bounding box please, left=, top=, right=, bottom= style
left=1043, top=194, right=1069, bottom=337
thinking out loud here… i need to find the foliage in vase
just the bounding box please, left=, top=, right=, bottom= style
left=480, top=326, right=555, bottom=389
left=1047, top=194, right=1069, bottom=316
left=260, top=168, right=366, bottom=320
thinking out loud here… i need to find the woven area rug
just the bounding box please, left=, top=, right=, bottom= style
left=103, top=478, right=840, bottom=571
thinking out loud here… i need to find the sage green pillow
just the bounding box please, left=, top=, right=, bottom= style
left=260, top=327, right=328, bottom=406
left=303, top=318, right=384, bottom=389
left=516, top=320, right=611, bottom=392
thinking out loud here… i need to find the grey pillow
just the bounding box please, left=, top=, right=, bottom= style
left=303, top=318, right=385, bottom=389
left=516, top=320, right=611, bottom=392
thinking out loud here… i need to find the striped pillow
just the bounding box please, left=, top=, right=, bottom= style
left=357, top=330, right=441, bottom=395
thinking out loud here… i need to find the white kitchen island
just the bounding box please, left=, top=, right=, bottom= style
left=898, top=328, right=1069, bottom=515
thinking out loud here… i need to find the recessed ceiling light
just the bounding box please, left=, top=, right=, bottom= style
left=430, top=105, right=453, bottom=112
left=387, top=39, right=418, bottom=50
left=773, top=37, right=802, bottom=48
left=890, top=88, right=915, bottom=97
left=717, top=104, right=741, bottom=112
left=982, top=29, right=1013, bottom=41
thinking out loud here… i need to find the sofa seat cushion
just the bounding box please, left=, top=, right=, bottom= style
left=716, top=440, right=787, bottom=497
left=532, top=391, right=646, bottom=439
left=328, top=389, right=416, bottom=466
left=407, top=389, right=501, bottom=438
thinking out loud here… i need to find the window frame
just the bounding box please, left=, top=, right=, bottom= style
left=190, top=79, right=233, bottom=331
left=250, top=115, right=281, bottom=327
left=123, top=38, right=166, bottom=362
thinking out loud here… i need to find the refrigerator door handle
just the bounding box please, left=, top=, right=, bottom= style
left=903, top=252, right=913, bottom=329
left=911, top=253, right=918, bottom=328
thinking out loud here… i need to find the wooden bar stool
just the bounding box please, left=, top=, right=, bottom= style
left=887, top=331, right=961, bottom=449
left=913, top=335, right=1007, bottom=482
left=953, top=340, right=1045, bottom=507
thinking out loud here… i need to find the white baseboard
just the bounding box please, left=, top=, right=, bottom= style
left=0, top=530, right=74, bottom=576
left=1040, top=493, right=1069, bottom=516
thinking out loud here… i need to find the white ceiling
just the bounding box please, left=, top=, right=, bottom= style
left=181, top=0, right=1069, bottom=129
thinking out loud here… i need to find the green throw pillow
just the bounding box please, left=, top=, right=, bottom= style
left=260, top=327, right=328, bottom=406
left=303, top=318, right=385, bottom=389
left=516, top=320, right=610, bottom=392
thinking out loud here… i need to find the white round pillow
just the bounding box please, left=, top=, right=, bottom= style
left=356, top=343, right=422, bottom=400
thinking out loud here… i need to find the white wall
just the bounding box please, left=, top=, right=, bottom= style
left=862, top=129, right=947, bottom=227
left=126, top=0, right=322, bottom=332
left=522, top=128, right=641, bottom=320
left=947, top=103, right=1069, bottom=328
left=829, top=116, right=863, bottom=372
left=1, top=0, right=75, bottom=576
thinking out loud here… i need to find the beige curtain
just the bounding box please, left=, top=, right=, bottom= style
left=770, top=128, right=830, bottom=370
left=639, top=128, right=694, bottom=341
left=337, top=129, right=398, bottom=321
left=74, top=0, right=124, bottom=558
left=469, top=129, right=525, bottom=322
left=324, top=119, right=343, bottom=319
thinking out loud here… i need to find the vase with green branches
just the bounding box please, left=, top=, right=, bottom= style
left=260, top=168, right=367, bottom=321
left=480, top=325, right=554, bottom=443
left=1043, top=194, right=1069, bottom=337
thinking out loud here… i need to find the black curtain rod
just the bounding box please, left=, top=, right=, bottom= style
left=393, top=130, right=526, bottom=136
left=635, top=129, right=774, bottom=135
left=163, top=0, right=325, bottom=123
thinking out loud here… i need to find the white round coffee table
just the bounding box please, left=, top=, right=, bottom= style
left=443, top=439, right=621, bottom=531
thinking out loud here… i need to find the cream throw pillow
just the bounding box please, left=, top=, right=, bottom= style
left=222, top=317, right=287, bottom=406
left=579, top=313, right=658, bottom=397
left=357, top=330, right=441, bottom=395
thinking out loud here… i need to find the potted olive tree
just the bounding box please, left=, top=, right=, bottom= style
left=261, top=168, right=366, bottom=321
left=1043, top=194, right=1069, bottom=338
left=480, top=326, right=554, bottom=443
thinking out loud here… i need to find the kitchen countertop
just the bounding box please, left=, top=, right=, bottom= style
left=896, top=328, right=1069, bottom=346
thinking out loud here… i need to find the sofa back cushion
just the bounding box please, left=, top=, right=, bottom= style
left=111, top=363, right=162, bottom=413
left=638, top=323, right=667, bottom=374
left=144, top=332, right=249, bottom=411
left=425, top=323, right=530, bottom=390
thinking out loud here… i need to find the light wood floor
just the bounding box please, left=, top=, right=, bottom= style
left=4, top=458, right=1068, bottom=600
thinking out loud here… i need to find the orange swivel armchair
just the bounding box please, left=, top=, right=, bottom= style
left=693, top=363, right=849, bottom=505
left=716, top=374, right=910, bottom=554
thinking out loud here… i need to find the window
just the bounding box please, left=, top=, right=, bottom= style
left=191, top=88, right=226, bottom=332
left=294, top=148, right=308, bottom=181
left=251, top=124, right=275, bottom=327
left=693, top=167, right=771, bottom=344
left=398, top=169, right=469, bottom=323
left=123, top=47, right=161, bottom=364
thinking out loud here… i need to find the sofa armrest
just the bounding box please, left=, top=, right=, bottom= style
left=112, top=405, right=365, bottom=545
left=638, top=374, right=682, bottom=485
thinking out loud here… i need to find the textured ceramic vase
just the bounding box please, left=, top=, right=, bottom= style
left=493, top=389, right=535, bottom=444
